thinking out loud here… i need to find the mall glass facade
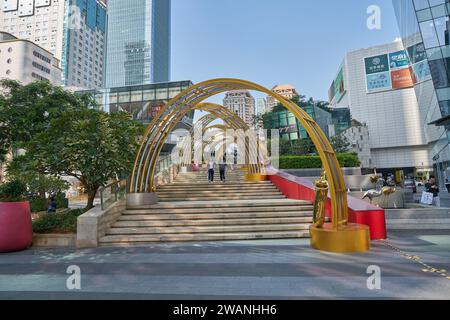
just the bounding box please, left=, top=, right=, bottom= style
left=77, top=81, right=193, bottom=125
left=105, top=0, right=171, bottom=88
left=393, top=0, right=450, bottom=185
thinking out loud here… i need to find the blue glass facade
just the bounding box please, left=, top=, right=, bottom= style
left=105, top=0, right=171, bottom=88
left=393, top=0, right=450, bottom=185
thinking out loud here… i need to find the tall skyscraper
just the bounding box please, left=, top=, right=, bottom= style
left=223, top=90, right=255, bottom=126
left=105, top=0, right=171, bottom=88
left=0, top=0, right=107, bottom=89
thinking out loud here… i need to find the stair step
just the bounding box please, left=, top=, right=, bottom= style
left=159, top=196, right=286, bottom=202
left=113, top=217, right=312, bottom=228
left=128, top=199, right=311, bottom=210
left=123, top=205, right=313, bottom=215
left=118, top=211, right=313, bottom=221
left=99, top=230, right=310, bottom=245
left=106, top=223, right=310, bottom=235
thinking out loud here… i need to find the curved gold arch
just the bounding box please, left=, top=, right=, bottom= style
left=128, top=78, right=370, bottom=253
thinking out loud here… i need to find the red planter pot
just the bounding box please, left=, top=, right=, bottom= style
left=0, top=201, right=33, bottom=253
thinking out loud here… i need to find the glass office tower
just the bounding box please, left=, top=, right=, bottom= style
left=393, top=0, right=450, bottom=185
left=105, top=0, right=171, bottom=88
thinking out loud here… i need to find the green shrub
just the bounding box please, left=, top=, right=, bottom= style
left=54, top=192, right=69, bottom=208
left=0, top=180, right=27, bottom=202
left=32, top=209, right=85, bottom=234
left=279, top=153, right=361, bottom=169
left=29, top=197, right=48, bottom=213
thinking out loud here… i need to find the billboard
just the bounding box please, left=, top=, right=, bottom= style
left=389, top=50, right=410, bottom=69
left=391, top=67, right=414, bottom=89
left=365, top=54, right=389, bottom=74
left=364, top=43, right=430, bottom=93
left=333, top=68, right=345, bottom=102
left=412, top=59, right=431, bottom=83
left=366, top=72, right=392, bottom=92
left=407, top=43, right=427, bottom=64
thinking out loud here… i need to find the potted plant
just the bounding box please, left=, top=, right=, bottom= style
left=0, top=180, right=33, bottom=253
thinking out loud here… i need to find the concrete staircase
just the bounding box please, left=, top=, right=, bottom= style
left=386, top=208, right=450, bottom=230
left=99, top=169, right=313, bottom=246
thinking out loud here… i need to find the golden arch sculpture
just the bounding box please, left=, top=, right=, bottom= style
left=128, top=78, right=370, bottom=253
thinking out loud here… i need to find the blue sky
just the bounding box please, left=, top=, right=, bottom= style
left=171, top=0, right=401, bottom=102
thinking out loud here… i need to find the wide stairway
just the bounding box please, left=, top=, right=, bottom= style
left=99, top=169, right=313, bottom=245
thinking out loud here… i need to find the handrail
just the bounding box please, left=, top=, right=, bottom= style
left=99, top=155, right=174, bottom=210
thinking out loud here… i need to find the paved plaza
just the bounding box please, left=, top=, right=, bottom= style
left=0, top=231, right=449, bottom=300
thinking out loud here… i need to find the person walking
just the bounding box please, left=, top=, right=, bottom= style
left=207, top=160, right=215, bottom=183
left=219, top=161, right=227, bottom=183
left=425, top=176, right=440, bottom=207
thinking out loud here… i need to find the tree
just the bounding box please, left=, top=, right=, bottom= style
left=330, top=134, right=351, bottom=153
left=0, top=80, right=87, bottom=149
left=22, top=105, right=143, bottom=210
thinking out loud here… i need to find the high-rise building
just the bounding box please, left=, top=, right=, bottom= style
left=0, top=31, right=61, bottom=84
left=0, top=0, right=107, bottom=89
left=329, top=39, right=438, bottom=178
left=105, top=0, right=171, bottom=88
left=266, top=84, right=300, bottom=111
left=223, top=90, right=255, bottom=126
left=393, top=0, right=450, bottom=185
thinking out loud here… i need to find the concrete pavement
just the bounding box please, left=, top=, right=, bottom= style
left=0, top=232, right=449, bottom=299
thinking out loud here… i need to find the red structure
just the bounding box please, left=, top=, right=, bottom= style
left=0, top=202, right=33, bottom=252
left=268, top=169, right=387, bottom=240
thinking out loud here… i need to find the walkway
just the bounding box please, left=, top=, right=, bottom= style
left=0, top=231, right=449, bottom=299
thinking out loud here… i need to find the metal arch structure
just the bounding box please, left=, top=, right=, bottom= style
left=177, top=104, right=255, bottom=167
left=128, top=78, right=370, bottom=253
left=129, top=78, right=347, bottom=227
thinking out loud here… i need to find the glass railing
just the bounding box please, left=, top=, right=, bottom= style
left=99, top=154, right=174, bottom=210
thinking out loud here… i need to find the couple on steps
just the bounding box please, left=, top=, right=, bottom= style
left=207, top=159, right=228, bottom=183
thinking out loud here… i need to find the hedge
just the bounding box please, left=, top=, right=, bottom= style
left=29, top=194, right=69, bottom=213
left=32, top=209, right=85, bottom=234
left=279, top=153, right=361, bottom=169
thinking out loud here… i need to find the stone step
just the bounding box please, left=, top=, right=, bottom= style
left=113, top=217, right=313, bottom=228
left=127, top=199, right=311, bottom=210
left=118, top=211, right=313, bottom=221
left=122, top=205, right=313, bottom=215
left=157, top=192, right=283, bottom=198
left=106, top=223, right=310, bottom=235
left=158, top=195, right=286, bottom=202
left=387, top=218, right=450, bottom=230
left=99, top=230, right=311, bottom=245
left=157, top=185, right=278, bottom=191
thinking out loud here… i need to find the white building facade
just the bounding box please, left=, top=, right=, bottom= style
left=341, top=124, right=372, bottom=169
left=0, top=0, right=107, bottom=89
left=0, top=31, right=61, bottom=84
left=223, top=90, right=256, bottom=127
left=329, top=40, right=440, bottom=176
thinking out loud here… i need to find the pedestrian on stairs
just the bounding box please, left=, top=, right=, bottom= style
left=207, top=160, right=215, bottom=183
left=219, top=159, right=227, bottom=183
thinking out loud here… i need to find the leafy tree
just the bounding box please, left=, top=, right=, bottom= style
left=0, top=80, right=90, bottom=149
left=23, top=105, right=143, bottom=209
left=330, top=134, right=351, bottom=153
left=7, top=156, right=69, bottom=198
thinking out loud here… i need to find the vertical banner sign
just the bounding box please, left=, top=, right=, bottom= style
left=334, top=68, right=345, bottom=102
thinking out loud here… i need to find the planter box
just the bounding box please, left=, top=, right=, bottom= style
left=33, top=233, right=76, bottom=247
left=0, top=201, right=33, bottom=253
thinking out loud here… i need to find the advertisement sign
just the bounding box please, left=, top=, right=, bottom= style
left=391, top=67, right=414, bottom=89
left=389, top=50, right=410, bottom=69
left=365, top=54, right=389, bottom=74
left=334, top=68, right=345, bottom=102
left=412, top=59, right=431, bottom=83
left=366, top=71, right=392, bottom=92
left=407, top=43, right=427, bottom=64
left=328, top=80, right=335, bottom=103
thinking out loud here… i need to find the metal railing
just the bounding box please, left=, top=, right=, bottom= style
left=99, top=180, right=127, bottom=210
